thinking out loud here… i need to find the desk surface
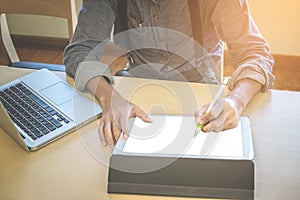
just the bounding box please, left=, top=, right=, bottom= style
left=0, top=66, right=300, bottom=200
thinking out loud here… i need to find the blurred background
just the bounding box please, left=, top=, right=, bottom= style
left=4, top=0, right=300, bottom=91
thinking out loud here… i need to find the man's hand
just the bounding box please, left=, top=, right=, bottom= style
left=195, top=97, right=240, bottom=132
left=195, top=78, right=262, bottom=132
left=87, top=76, right=152, bottom=148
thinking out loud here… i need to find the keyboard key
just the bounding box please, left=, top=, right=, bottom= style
left=10, top=86, right=19, bottom=93
left=31, top=135, right=37, bottom=140
left=23, top=88, right=32, bottom=95
left=34, top=131, right=43, bottom=138
left=49, top=110, right=57, bottom=116
left=50, top=119, right=62, bottom=128
left=45, top=107, right=54, bottom=112
left=42, top=129, right=50, bottom=134
left=0, top=91, right=5, bottom=97
left=46, top=124, right=56, bottom=131
left=37, top=126, right=46, bottom=131
left=29, top=93, right=49, bottom=109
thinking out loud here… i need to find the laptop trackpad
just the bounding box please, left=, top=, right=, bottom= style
left=40, top=82, right=79, bottom=106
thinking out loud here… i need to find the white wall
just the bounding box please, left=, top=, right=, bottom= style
left=6, top=0, right=300, bottom=56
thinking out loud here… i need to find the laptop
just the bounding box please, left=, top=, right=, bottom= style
left=0, top=68, right=102, bottom=151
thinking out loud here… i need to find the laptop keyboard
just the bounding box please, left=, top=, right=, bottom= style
left=0, top=83, right=70, bottom=141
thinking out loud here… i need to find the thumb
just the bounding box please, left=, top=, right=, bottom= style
left=132, top=105, right=152, bottom=123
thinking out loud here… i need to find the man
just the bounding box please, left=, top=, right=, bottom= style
left=64, top=0, right=274, bottom=148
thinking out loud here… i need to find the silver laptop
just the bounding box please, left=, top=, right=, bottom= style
left=0, top=68, right=101, bottom=151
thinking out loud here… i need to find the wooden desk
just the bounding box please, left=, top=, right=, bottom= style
left=0, top=65, right=299, bottom=200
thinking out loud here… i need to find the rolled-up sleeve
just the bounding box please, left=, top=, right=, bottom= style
left=211, top=0, right=275, bottom=91
left=63, top=0, right=116, bottom=91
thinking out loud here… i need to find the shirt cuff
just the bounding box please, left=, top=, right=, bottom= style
left=74, top=61, right=114, bottom=91
left=228, top=63, right=275, bottom=92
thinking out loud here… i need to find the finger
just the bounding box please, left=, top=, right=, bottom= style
left=112, top=122, right=121, bottom=143
left=98, top=119, right=107, bottom=146
left=199, top=111, right=213, bottom=127
left=194, top=105, right=208, bottom=124
left=132, top=105, right=152, bottom=123
left=203, top=110, right=226, bottom=132
left=104, top=121, right=115, bottom=147
left=201, top=100, right=225, bottom=125
left=120, top=116, right=129, bottom=140
left=203, top=120, right=223, bottom=132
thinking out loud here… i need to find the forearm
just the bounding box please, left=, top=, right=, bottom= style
left=226, top=78, right=262, bottom=114
left=86, top=76, right=114, bottom=102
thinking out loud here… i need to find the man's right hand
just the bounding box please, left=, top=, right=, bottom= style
left=86, top=76, right=152, bottom=149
